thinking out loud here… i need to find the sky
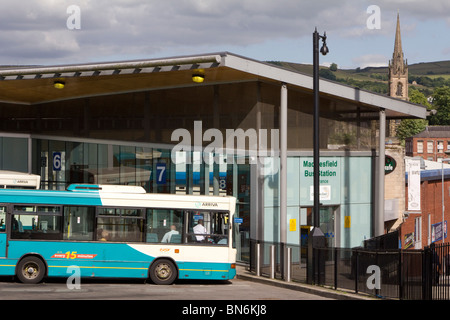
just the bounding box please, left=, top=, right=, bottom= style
left=0, top=0, right=449, bottom=69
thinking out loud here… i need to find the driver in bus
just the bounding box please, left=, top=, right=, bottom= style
left=193, top=219, right=207, bottom=242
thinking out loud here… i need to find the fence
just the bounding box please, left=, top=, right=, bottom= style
left=249, top=240, right=450, bottom=300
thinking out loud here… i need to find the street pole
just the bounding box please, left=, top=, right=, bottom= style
left=313, top=28, right=320, bottom=229
left=309, top=28, right=328, bottom=284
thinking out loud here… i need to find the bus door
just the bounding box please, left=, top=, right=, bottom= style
left=0, top=206, right=7, bottom=257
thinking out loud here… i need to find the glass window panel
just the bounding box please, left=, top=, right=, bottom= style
left=417, top=141, right=423, bottom=153
left=63, top=206, right=95, bottom=241
left=186, top=211, right=229, bottom=245
left=97, top=208, right=143, bottom=217
left=120, top=208, right=141, bottom=216
left=1, top=137, right=28, bottom=172
left=0, top=207, right=6, bottom=232
left=136, top=147, right=152, bottom=190
left=146, top=209, right=184, bottom=243
left=98, top=208, right=117, bottom=216
left=96, top=216, right=144, bottom=242
left=14, top=205, right=36, bottom=213
left=38, top=206, right=61, bottom=214
left=427, top=141, right=434, bottom=153
left=118, top=145, right=137, bottom=185
left=11, top=214, right=62, bottom=240
left=175, top=151, right=188, bottom=194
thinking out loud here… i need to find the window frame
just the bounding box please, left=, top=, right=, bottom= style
left=63, top=205, right=96, bottom=241
left=96, top=206, right=146, bottom=242
left=184, top=209, right=231, bottom=246
left=0, top=206, right=6, bottom=233
left=11, top=204, right=63, bottom=240
left=417, top=140, right=423, bottom=154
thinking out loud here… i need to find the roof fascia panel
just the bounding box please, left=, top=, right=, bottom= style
left=222, top=53, right=427, bottom=119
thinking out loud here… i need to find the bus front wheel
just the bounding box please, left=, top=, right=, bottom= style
left=16, top=256, right=46, bottom=284
left=149, top=259, right=177, bottom=285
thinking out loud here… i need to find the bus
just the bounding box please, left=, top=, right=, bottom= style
left=0, top=184, right=237, bottom=284
left=0, top=170, right=40, bottom=189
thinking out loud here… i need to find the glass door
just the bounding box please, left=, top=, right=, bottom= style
left=302, top=206, right=337, bottom=248
left=319, top=207, right=337, bottom=248
left=0, top=206, right=7, bottom=257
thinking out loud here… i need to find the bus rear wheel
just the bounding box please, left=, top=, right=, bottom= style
left=16, top=256, right=46, bottom=284
left=149, top=259, right=177, bottom=285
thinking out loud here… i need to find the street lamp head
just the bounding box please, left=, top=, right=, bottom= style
left=320, top=43, right=329, bottom=55
left=319, top=31, right=329, bottom=56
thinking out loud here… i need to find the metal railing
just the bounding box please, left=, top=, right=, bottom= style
left=249, top=240, right=450, bottom=300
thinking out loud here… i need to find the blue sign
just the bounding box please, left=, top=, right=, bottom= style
left=156, top=163, right=166, bottom=184
left=432, top=221, right=447, bottom=243
left=53, top=152, right=62, bottom=171
left=234, top=218, right=243, bottom=224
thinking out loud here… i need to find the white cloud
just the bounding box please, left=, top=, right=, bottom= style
left=352, top=54, right=389, bottom=68
left=0, top=0, right=448, bottom=65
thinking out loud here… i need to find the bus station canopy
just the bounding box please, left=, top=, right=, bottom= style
left=0, top=52, right=426, bottom=120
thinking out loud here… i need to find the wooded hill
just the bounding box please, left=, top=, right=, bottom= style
left=268, top=60, right=450, bottom=96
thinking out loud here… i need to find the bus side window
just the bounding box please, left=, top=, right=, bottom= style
left=96, top=207, right=145, bottom=242
left=186, top=211, right=229, bottom=245
left=0, top=207, right=6, bottom=232
left=146, top=209, right=184, bottom=243
left=63, top=206, right=95, bottom=241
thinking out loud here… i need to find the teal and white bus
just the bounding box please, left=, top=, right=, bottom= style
left=0, top=184, right=237, bottom=284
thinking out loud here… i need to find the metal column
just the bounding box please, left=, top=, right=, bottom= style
left=280, top=83, right=288, bottom=279
left=376, top=108, right=386, bottom=236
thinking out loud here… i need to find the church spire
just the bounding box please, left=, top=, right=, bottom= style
left=387, top=12, right=409, bottom=138
left=388, top=12, right=408, bottom=101
left=390, top=12, right=407, bottom=75
left=393, top=13, right=403, bottom=63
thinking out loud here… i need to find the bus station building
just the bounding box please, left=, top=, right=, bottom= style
left=0, top=52, right=426, bottom=262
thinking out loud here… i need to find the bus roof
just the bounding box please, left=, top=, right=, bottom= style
left=0, top=170, right=41, bottom=189
left=0, top=184, right=236, bottom=212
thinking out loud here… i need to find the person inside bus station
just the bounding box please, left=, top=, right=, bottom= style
left=161, top=224, right=179, bottom=243
left=193, top=219, right=208, bottom=242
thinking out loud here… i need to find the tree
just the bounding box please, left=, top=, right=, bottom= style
left=396, top=88, right=430, bottom=143
left=329, top=63, right=338, bottom=72
left=396, top=118, right=428, bottom=143
left=319, top=68, right=336, bottom=81
left=428, top=86, right=450, bottom=125
left=409, top=87, right=432, bottom=108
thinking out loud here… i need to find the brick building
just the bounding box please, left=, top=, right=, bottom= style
left=402, top=168, right=450, bottom=249
left=405, top=126, right=450, bottom=162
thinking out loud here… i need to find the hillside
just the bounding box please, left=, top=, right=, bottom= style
left=267, top=60, right=450, bottom=95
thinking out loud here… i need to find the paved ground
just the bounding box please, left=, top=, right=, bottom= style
left=0, top=275, right=332, bottom=300
left=0, top=265, right=376, bottom=302
left=235, top=265, right=376, bottom=300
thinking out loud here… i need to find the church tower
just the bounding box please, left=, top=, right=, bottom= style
left=388, top=13, right=408, bottom=137
left=388, top=13, right=408, bottom=101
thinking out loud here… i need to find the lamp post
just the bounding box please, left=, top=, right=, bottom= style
left=441, top=157, right=450, bottom=243
left=309, top=28, right=328, bottom=284
left=313, top=28, right=328, bottom=228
